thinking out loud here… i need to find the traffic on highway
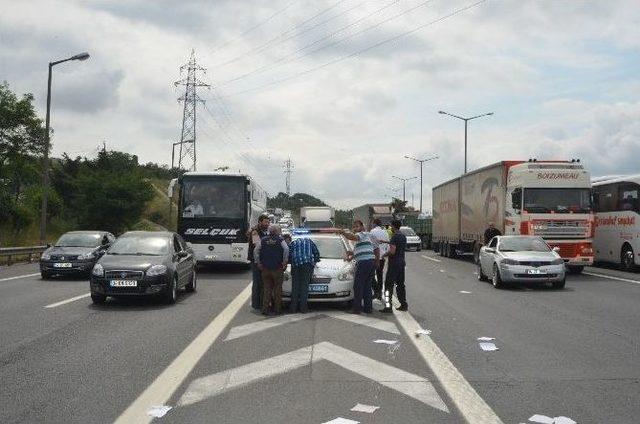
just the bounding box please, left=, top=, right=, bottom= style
left=2, top=2, right=640, bottom=424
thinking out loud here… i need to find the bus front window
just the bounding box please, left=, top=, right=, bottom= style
left=182, top=179, right=245, bottom=219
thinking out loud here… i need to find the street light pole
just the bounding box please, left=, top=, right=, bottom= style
left=39, top=52, right=90, bottom=244
left=392, top=176, right=418, bottom=203
left=438, top=110, right=493, bottom=174
left=404, top=154, right=438, bottom=212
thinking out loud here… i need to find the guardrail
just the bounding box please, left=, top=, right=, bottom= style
left=0, top=246, right=47, bottom=266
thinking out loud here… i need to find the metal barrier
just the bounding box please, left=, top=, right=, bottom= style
left=0, top=246, right=47, bottom=266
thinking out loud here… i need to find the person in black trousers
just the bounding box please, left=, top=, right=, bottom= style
left=380, top=220, right=408, bottom=312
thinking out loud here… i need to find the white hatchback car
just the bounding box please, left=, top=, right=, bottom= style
left=478, top=235, right=566, bottom=289
left=282, top=231, right=355, bottom=303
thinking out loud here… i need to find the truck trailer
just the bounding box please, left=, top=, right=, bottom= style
left=300, top=206, right=335, bottom=229
left=432, top=160, right=594, bottom=272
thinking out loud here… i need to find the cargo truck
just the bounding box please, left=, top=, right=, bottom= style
left=432, top=160, right=594, bottom=273
left=300, top=206, right=335, bottom=229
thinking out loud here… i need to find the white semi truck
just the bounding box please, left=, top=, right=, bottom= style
left=432, top=160, right=594, bottom=272
left=300, top=206, right=335, bottom=229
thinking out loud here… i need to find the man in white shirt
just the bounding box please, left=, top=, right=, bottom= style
left=370, top=218, right=389, bottom=299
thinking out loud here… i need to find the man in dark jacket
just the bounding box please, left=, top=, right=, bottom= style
left=254, top=224, right=289, bottom=315
left=381, top=220, right=408, bottom=313
left=484, top=222, right=502, bottom=245
left=248, top=214, right=271, bottom=310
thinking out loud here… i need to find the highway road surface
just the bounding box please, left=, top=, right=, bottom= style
left=1, top=253, right=639, bottom=424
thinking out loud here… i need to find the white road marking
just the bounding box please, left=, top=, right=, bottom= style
left=392, top=300, right=504, bottom=424
left=178, top=341, right=448, bottom=413
left=0, top=273, right=40, bottom=282
left=583, top=271, right=640, bottom=285
left=44, top=293, right=91, bottom=308
left=113, top=282, right=251, bottom=424
left=422, top=255, right=442, bottom=263
left=224, top=311, right=400, bottom=341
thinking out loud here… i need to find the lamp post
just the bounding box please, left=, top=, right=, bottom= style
left=40, top=52, right=90, bottom=244
left=438, top=110, right=493, bottom=174
left=391, top=176, right=418, bottom=203
left=404, top=154, right=438, bottom=212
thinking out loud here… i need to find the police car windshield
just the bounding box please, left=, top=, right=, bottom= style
left=523, top=188, right=591, bottom=213
left=108, top=236, right=170, bottom=256
left=298, top=236, right=346, bottom=259
left=498, top=237, right=550, bottom=253
left=55, top=233, right=101, bottom=247
left=182, top=179, right=245, bottom=219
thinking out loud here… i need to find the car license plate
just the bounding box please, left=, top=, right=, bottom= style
left=53, top=263, right=72, bottom=268
left=527, top=269, right=546, bottom=275
left=110, top=280, right=138, bottom=287
left=308, top=284, right=328, bottom=293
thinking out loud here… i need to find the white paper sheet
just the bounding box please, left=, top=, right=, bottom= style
left=477, top=337, right=495, bottom=341
left=479, top=342, right=499, bottom=351
left=528, top=414, right=554, bottom=424
left=415, top=329, right=432, bottom=336
left=374, top=339, right=398, bottom=345
left=351, top=403, right=380, bottom=413
left=322, top=418, right=360, bottom=424
left=553, top=417, right=577, bottom=424
left=147, top=405, right=172, bottom=418
left=459, top=290, right=472, bottom=294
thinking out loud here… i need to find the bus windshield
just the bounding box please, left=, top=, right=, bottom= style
left=523, top=188, right=592, bottom=213
left=181, top=178, right=246, bottom=219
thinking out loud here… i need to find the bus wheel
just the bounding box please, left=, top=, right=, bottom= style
left=621, top=245, right=635, bottom=272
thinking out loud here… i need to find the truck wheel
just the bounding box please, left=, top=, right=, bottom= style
left=621, top=245, right=635, bottom=272
left=492, top=264, right=505, bottom=289
left=444, top=243, right=450, bottom=258
left=450, top=244, right=457, bottom=259
left=568, top=266, right=584, bottom=274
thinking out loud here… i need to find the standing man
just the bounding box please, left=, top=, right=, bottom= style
left=483, top=221, right=502, bottom=245
left=370, top=218, right=389, bottom=299
left=288, top=235, right=321, bottom=313
left=381, top=219, right=408, bottom=313
left=337, top=220, right=379, bottom=314
left=248, top=214, right=271, bottom=311
left=254, top=224, right=289, bottom=316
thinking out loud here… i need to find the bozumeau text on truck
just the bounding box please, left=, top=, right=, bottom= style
left=432, top=160, right=594, bottom=273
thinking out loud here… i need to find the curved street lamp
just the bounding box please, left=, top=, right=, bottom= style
left=438, top=110, right=493, bottom=174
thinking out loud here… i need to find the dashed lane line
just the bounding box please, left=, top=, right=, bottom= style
left=44, top=293, right=91, bottom=308
left=393, top=299, right=504, bottom=424
left=113, top=282, right=251, bottom=424
left=583, top=272, right=640, bottom=286
left=421, top=255, right=442, bottom=263
left=0, top=273, right=40, bottom=282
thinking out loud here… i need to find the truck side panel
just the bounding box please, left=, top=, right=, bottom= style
left=433, top=179, right=460, bottom=243
left=460, top=164, right=507, bottom=244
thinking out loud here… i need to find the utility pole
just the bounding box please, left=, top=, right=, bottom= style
left=438, top=110, right=493, bottom=174
left=404, top=154, right=438, bottom=212
left=173, top=50, right=209, bottom=171
left=392, top=176, right=418, bottom=203
left=283, top=157, right=293, bottom=195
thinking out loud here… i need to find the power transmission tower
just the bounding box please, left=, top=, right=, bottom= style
left=283, top=157, right=294, bottom=195
left=173, top=50, right=210, bottom=171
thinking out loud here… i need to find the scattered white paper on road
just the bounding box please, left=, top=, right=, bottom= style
left=479, top=342, right=499, bottom=351
left=553, top=417, right=576, bottom=424
left=440, top=269, right=445, bottom=273
left=351, top=403, right=380, bottom=414
left=147, top=405, right=172, bottom=418
left=528, top=414, right=554, bottom=423
left=374, top=339, right=398, bottom=345
left=415, top=329, right=432, bottom=336
left=477, top=337, right=495, bottom=341
left=322, top=418, right=360, bottom=424
left=459, top=290, right=472, bottom=294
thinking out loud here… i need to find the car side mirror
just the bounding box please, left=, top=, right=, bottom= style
left=46, top=243, right=51, bottom=248
left=552, top=246, right=561, bottom=253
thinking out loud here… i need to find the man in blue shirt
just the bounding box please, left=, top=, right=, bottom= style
left=288, top=236, right=321, bottom=313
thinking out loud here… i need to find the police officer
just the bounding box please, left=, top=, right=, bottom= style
left=248, top=214, right=271, bottom=310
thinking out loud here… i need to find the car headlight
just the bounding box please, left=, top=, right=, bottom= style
left=92, top=263, right=104, bottom=277
left=146, top=264, right=167, bottom=277
left=78, top=252, right=95, bottom=261
left=283, top=270, right=290, bottom=281
left=41, top=252, right=51, bottom=260
left=501, top=258, right=519, bottom=265
left=337, top=265, right=354, bottom=281
left=551, top=258, right=564, bottom=265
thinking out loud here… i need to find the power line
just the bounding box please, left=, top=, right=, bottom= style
left=216, top=0, right=400, bottom=88
left=212, top=0, right=348, bottom=69
left=224, top=0, right=488, bottom=98
left=208, top=0, right=299, bottom=55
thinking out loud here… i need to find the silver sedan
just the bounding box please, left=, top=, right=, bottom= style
left=477, top=235, right=566, bottom=289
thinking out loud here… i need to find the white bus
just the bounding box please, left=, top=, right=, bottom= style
left=592, top=175, right=640, bottom=271
left=169, top=172, right=267, bottom=264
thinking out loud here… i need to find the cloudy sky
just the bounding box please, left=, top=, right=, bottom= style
left=1, top=0, right=639, bottom=209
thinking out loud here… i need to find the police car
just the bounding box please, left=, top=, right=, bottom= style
left=282, top=229, right=355, bottom=304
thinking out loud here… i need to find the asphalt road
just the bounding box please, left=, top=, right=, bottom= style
left=0, top=255, right=638, bottom=424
